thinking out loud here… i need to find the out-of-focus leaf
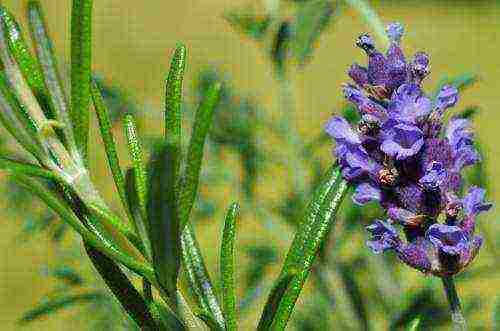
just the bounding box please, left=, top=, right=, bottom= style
left=50, top=266, right=84, bottom=287
left=293, top=0, right=335, bottom=65
left=493, top=297, right=500, bottom=330
left=70, top=0, right=93, bottom=161
left=178, top=82, right=221, bottom=230
left=224, top=10, right=272, bottom=40
left=407, top=317, right=421, bottom=331
left=258, top=166, right=349, bottom=329
left=85, top=244, right=161, bottom=330
left=238, top=245, right=278, bottom=312
left=390, top=287, right=448, bottom=330
left=18, top=292, right=106, bottom=324
left=92, top=74, right=138, bottom=122
left=147, top=142, right=181, bottom=298
left=457, top=105, right=480, bottom=120
left=271, top=21, right=292, bottom=79
left=220, top=202, right=240, bottom=331
left=181, top=224, right=225, bottom=329
left=433, top=73, right=479, bottom=99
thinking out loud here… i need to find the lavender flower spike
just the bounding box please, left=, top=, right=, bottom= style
left=325, top=22, right=492, bottom=277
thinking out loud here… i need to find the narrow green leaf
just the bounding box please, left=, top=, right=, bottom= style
left=18, top=292, right=106, bottom=324
left=493, top=297, right=500, bottom=330
left=147, top=143, right=181, bottom=298
left=257, top=273, right=296, bottom=331
left=0, top=80, right=46, bottom=161
left=27, top=0, right=80, bottom=160
left=50, top=266, right=84, bottom=287
left=223, top=10, right=272, bottom=40
left=125, top=168, right=152, bottom=259
left=258, top=165, right=349, bottom=329
left=0, top=156, right=57, bottom=181
left=178, top=82, right=221, bottom=230
left=220, top=202, right=239, bottom=331
left=164, top=44, right=186, bottom=203
left=123, top=114, right=148, bottom=216
left=70, top=0, right=93, bottom=161
left=408, top=317, right=421, bottom=331
left=85, top=244, right=161, bottom=330
left=12, top=174, right=154, bottom=279
left=91, top=82, right=128, bottom=212
left=181, top=224, right=225, bottom=329
left=0, top=6, right=54, bottom=118
left=293, top=0, right=335, bottom=65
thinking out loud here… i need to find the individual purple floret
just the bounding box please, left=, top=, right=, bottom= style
left=325, top=23, right=492, bottom=277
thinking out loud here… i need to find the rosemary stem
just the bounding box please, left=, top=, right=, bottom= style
left=442, top=276, right=467, bottom=331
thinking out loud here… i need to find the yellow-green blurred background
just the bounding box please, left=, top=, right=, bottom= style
left=1, top=0, right=499, bottom=330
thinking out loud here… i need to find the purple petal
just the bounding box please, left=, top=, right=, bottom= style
left=446, top=118, right=474, bottom=153
left=348, top=63, right=369, bottom=86
left=381, top=124, right=424, bottom=160
left=325, top=116, right=361, bottom=145
left=435, top=85, right=459, bottom=111
left=366, top=219, right=400, bottom=253
left=396, top=238, right=432, bottom=273
left=388, top=207, right=417, bottom=225
left=353, top=183, right=381, bottom=205
left=426, top=224, right=468, bottom=256
left=386, top=22, right=404, bottom=43
left=343, top=85, right=387, bottom=119
left=388, top=84, right=432, bottom=123
left=463, top=186, right=492, bottom=217
left=409, top=51, right=430, bottom=84
left=419, top=161, right=447, bottom=190
left=453, top=145, right=480, bottom=171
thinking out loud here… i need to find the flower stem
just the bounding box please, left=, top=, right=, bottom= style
left=442, top=276, right=467, bottom=331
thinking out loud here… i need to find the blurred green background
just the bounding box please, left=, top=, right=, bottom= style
left=0, top=0, right=499, bottom=330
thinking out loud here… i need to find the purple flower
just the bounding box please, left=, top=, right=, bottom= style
left=446, top=118, right=473, bottom=152
left=435, top=85, right=459, bottom=111
left=381, top=124, right=424, bottom=160
left=326, top=22, right=492, bottom=276
left=388, top=84, right=432, bottom=123
left=463, top=186, right=492, bottom=217
left=427, top=224, right=468, bottom=255
left=325, top=116, right=361, bottom=145
left=353, top=182, right=381, bottom=205
left=366, top=220, right=400, bottom=253
left=419, top=161, right=447, bottom=190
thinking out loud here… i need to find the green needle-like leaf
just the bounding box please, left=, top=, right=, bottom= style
left=181, top=224, right=226, bottom=329
left=70, top=0, right=93, bottom=161
left=85, top=244, right=161, bottom=330
left=0, top=156, right=57, bottom=181
left=18, top=292, right=106, bottom=325
left=164, top=44, right=186, bottom=197
left=147, top=143, right=181, bottom=298
left=91, top=82, right=128, bottom=213
left=124, top=114, right=148, bottom=216
left=12, top=174, right=153, bottom=279
left=258, top=165, right=349, bottom=330
left=220, top=202, right=240, bottom=331
left=27, top=0, right=79, bottom=159
left=178, top=82, right=221, bottom=230
left=0, top=6, right=54, bottom=119
left=257, top=272, right=296, bottom=331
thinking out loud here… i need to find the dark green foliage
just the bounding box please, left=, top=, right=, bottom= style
left=18, top=292, right=107, bottom=325
left=223, top=9, right=272, bottom=40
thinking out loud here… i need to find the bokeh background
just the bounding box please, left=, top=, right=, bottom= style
left=0, top=0, right=499, bottom=330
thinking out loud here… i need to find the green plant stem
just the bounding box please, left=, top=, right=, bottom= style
left=442, top=276, right=467, bottom=331
left=344, top=0, right=388, bottom=47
